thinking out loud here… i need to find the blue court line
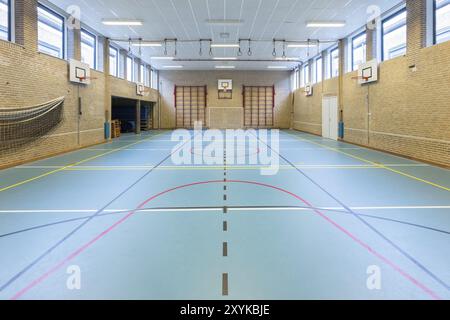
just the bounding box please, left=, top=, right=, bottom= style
left=0, top=132, right=195, bottom=293
left=258, top=131, right=450, bottom=292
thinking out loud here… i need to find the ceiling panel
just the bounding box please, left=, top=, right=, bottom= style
left=48, top=0, right=403, bottom=70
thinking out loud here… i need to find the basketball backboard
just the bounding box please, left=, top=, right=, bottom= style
left=69, top=59, right=91, bottom=85
left=358, top=59, right=378, bottom=85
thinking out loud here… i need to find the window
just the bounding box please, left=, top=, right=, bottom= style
left=300, top=66, right=305, bottom=88
left=311, top=62, right=317, bottom=84
left=352, top=32, right=366, bottom=71
left=292, top=69, right=299, bottom=90
left=435, top=0, right=450, bottom=44
left=109, top=46, right=118, bottom=77
left=304, top=64, right=310, bottom=84
left=80, top=29, right=96, bottom=69
left=316, top=57, right=323, bottom=83
left=126, top=56, right=134, bottom=82
left=38, top=5, right=65, bottom=59
left=146, top=67, right=151, bottom=87
left=151, top=69, right=158, bottom=89
left=140, top=64, right=145, bottom=83
left=330, top=47, right=339, bottom=78
left=382, top=9, right=407, bottom=61
left=0, top=0, right=10, bottom=41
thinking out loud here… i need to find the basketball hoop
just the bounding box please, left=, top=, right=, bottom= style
left=78, top=76, right=97, bottom=82
left=351, top=76, right=370, bottom=82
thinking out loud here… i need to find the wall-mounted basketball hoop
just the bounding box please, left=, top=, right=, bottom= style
left=218, top=79, right=233, bottom=99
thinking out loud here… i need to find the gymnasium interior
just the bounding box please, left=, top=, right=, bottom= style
left=0, top=0, right=449, bottom=301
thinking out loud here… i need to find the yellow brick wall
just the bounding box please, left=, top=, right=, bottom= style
left=293, top=78, right=338, bottom=135
left=293, top=39, right=450, bottom=167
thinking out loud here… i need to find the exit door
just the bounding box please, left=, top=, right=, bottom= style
left=322, top=96, right=338, bottom=140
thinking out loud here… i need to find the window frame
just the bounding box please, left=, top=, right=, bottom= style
left=109, top=45, right=119, bottom=77
left=329, top=46, right=339, bottom=78
left=434, top=0, right=450, bottom=44
left=80, top=28, right=97, bottom=69
left=37, top=3, right=66, bottom=59
left=351, top=31, right=367, bottom=71
left=0, top=0, right=12, bottom=41
left=381, top=8, right=407, bottom=61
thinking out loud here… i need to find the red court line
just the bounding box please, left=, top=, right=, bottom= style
left=11, top=180, right=441, bottom=300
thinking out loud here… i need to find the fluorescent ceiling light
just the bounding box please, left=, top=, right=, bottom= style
left=211, top=43, right=240, bottom=48
left=287, top=43, right=318, bottom=48
left=132, top=42, right=162, bottom=47
left=102, top=19, right=143, bottom=26
left=215, top=66, right=236, bottom=69
left=213, top=57, right=238, bottom=60
left=206, top=19, right=244, bottom=25
left=268, top=66, right=288, bottom=69
left=151, top=57, right=174, bottom=60
left=163, top=66, right=183, bottom=68
left=306, top=21, right=346, bottom=28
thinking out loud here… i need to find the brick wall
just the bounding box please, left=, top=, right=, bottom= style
left=159, top=70, right=292, bottom=129
left=0, top=0, right=158, bottom=168
left=293, top=39, right=450, bottom=167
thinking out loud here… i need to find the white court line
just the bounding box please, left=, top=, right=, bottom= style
left=1, top=206, right=450, bottom=214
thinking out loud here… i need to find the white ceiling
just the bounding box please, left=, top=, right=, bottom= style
left=49, top=0, right=402, bottom=70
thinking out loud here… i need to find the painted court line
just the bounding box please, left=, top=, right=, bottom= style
left=2, top=205, right=450, bottom=214
left=2, top=206, right=449, bottom=241
left=0, top=132, right=167, bottom=193
left=287, top=132, right=450, bottom=192
left=261, top=133, right=450, bottom=293
left=1, top=132, right=196, bottom=295
left=6, top=181, right=442, bottom=300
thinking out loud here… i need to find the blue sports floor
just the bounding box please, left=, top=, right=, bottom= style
left=0, top=130, right=449, bottom=300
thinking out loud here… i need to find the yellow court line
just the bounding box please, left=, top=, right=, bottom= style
left=0, top=132, right=167, bottom=193
left=286, top=132, right=450, bottom=192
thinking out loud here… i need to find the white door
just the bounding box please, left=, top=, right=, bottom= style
left=322, top=96, right=338, bottom=140
left=328, top=96, right=338, bottom=141
left=322, top=99, right=330, bottom=138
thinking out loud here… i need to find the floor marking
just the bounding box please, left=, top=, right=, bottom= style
left=0, top=132, right=166, bottom=193
left=2, top=206, right=449, bottom=240
left=2, top=205, right=450, bottom=214
left=222, top=273, right=229, bottom=296
left=223, top=221, right=228, bottom=232
left=8, top=180, right=440, bottom=300
left=223, top=242, right=228, bottom=257
left=287, top=132, right=450, bottom=192
left=263, top=133, right=450, bottom=293
left=2, top=133, right=195, bottom=296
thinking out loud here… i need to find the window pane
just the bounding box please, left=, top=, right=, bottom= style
left=304, top=64, right=310, bottom=84
left=81, top=30, right=96, bottom=69
left=0, top=0, right=9, bottom=41
left=316, top=57, right=323, bottom=83
left=299, top=67, right=304, bottom=87
left=109, top=46, right=118, bottom=77
left=140, top=64, right=145, bottom=83
left=436, top=0, right=450, bottom=44
left=383, top=10, right=407, bottom=60
left=352, top=33, right=366, bottom=71
left=126, top=57, right=133, bottom=81
left=38, top=6, right=65, bottom=59
left=330, top=48, right=339, bottom=78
